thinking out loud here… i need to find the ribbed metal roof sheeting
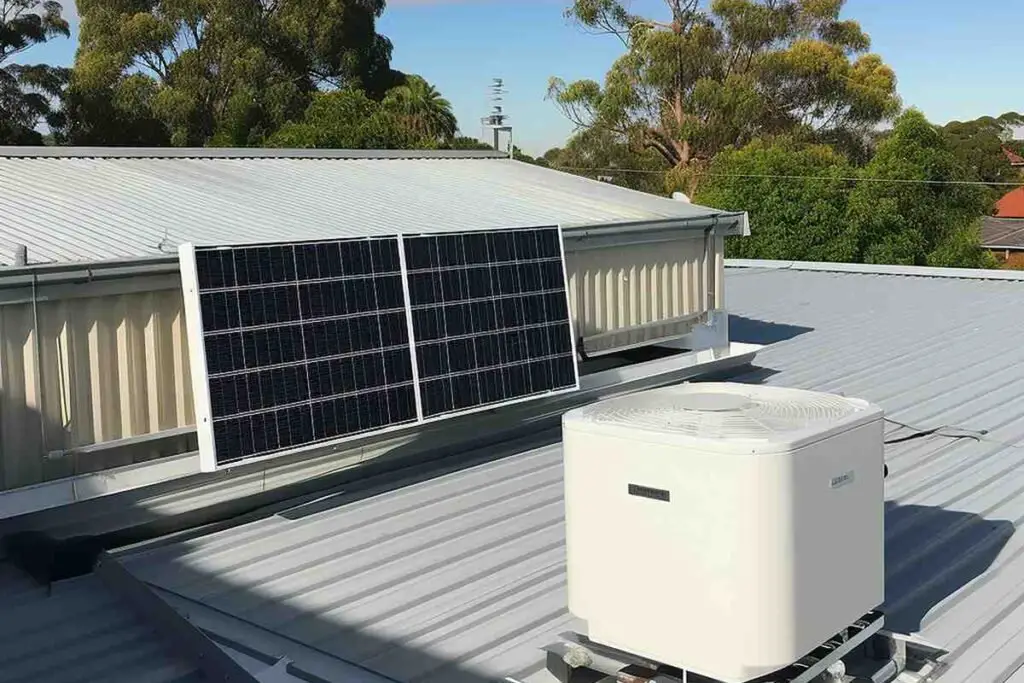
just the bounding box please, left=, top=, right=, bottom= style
left=119, top=263, right=1024, bottom=683
left=727, top=264, right=1024, bottom=683
left=0, top=560, right=202, bottom=683
left=120, top=434, right=574, bottom=683
left=0, top=155, right=723, bottom=265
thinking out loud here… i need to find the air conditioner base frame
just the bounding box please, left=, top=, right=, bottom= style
left=542, top=610, right=893, bottom=683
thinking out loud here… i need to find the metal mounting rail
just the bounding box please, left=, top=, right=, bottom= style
left=543, top=610, right=886, bottom=683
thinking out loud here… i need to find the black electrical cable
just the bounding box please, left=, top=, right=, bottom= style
left=883, top=417, right=989, bottom=445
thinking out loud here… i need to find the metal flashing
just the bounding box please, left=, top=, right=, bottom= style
left=0, top=147, right=507, bottom=160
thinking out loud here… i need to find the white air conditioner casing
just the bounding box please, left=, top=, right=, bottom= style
left=562, top=382, right=885, bottom=683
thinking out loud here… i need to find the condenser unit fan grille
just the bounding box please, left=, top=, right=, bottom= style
left=582, top=385, right=861, bottom=440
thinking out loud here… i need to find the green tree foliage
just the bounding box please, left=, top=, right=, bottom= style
left=694, top=138, right=858, bottom=261
left=0, top=0, right=70, bottom=144
left=544, top=127, right=670, bottom=194
left=267, top=89, right=427, bottom=149
left=941, top=112, right=1024, bottom=187
left=696, top=111, right=996, bottom=268
left=63, top=74, right=171, bottom=146
left=382, top=74, right=457, bottom=144
left=266, top=79, right=458, bottom=150
left=848, top=110, right=994, bottom=267
left=70, top=0, right=401, bottom=146
left=548, top=0, right=899, bottom=192
left=448, top=135, right=493, bottom=151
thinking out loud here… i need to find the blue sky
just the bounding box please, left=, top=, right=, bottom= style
left=21, top=0, right=1024, bottom=154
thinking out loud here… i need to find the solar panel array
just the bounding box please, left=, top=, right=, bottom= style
left=181, top=226, right=578, bottom=470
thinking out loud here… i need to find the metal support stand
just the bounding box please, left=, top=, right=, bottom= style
left=544, top=611, right=890, bottom=683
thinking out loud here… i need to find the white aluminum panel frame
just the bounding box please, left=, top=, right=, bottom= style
left=179, top=243, right=218, bottom=472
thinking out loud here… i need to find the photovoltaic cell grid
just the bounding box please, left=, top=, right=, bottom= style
left=184, top=226, right=578, bottom=470
left=193, top=238, right=417, bottom=467
left=404, top=228, right=577, bottom=418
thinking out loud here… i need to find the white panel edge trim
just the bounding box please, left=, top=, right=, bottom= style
left=396, top=234, right=425, bottom=422
left=558, top=223, right=583, bottom=388
left=178, top=243, right=217, bottom=473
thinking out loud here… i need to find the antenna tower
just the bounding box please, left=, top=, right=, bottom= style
left=481, top=78, right=513, bottom=158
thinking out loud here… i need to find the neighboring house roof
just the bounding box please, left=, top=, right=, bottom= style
left=0, top=147, right=740, bottom=266
left=995, top=187, right=1024, bottom=218
left=113, top=260, right=1024, bottom=683
left=1004, top=147, right=1024, bottom=166
left=981, top=215, right=1024, bottom=249
left=0, top=560, right=202, bottom=683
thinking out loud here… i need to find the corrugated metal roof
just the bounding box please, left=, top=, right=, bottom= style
left=118, top=261, right=1024, bottom=683
left=0, top=152, right=727, bottom=266
left=0, top=560, right=202, bottom=683
left=120, top=433, right=573, bottom=683
left=982, top=216, right=1024, bottom=249
left=977, top=216, right=1024, bottom=249
left=727, top=262, right=1024, bottom=683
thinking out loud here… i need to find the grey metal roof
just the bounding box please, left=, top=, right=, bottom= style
left=982, top=216, right=1024, bottom=249
left=0, top=152, right=732, bottom=265
left=0, top=560, right=202, bottom=683
left=120, top=434, right=574, bottom=683
left=116, top=260, right=1024, bottom=683
left=730, top=261, right=1024, bottom=683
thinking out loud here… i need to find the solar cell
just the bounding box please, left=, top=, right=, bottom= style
left=181, top=238, right=418, bottom=470
left=403, top=227, right=578, bottom=419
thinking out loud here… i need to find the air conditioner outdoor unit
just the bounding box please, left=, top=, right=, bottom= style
left=562, top=382, right=885, bottom=683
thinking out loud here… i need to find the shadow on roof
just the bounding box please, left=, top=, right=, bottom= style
left=700, top=364, right=781, bottom=385
left=139, top=557, right=537, bottom=683
left=883, top=501, right=1014, bottom=636
left=111, top=421, right=581, bottom=682
left=728, top=315, right=814, bottom=346
left=6, top=423, right=571, bottom=682
left=276, top=425, right=564, bottom=521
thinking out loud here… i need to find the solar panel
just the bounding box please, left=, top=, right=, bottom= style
left=403, top=226, right=579, bottom=419
left=180, top=238, right=418, bottom=470
left=181, top=226, right=578, bottom=471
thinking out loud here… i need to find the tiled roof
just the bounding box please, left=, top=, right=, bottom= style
left=995, top=187, right=1024, bottom=219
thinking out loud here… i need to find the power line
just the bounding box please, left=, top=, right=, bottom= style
left=552, top=165, right=1024, bottom=187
